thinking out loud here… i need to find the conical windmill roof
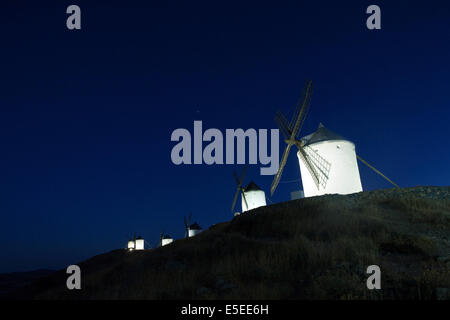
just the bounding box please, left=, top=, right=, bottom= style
left=189, top=222, right=202, bottom=230
left=244, top=181, right=262, bottom=192
left=302, top=123, right=347, bottom=146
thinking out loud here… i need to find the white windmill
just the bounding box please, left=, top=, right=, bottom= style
left=231, top=167, right=267, bottom=214
left=127, top=239, right=135, bottom=250
left=126, top=233, right=145, bottom=250
left=127, top=233, right=137, bottom=251
left=135, top=236, right=145, bottom=250
left=272, top=80, right=399, bottom=198
left=241, top=181, right=267, bottom=212
left=159, top=232, right=174, bottom=246
left=184, top=213, right=203, bottom=238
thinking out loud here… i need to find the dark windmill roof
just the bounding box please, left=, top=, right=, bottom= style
left=136, top=236, right=143, bottom=240
left=162, top=234, right=172, bottom=239
left=302, top=123, right=347, bottom=146
left=244, top=181, right=262, bottom=192
left=189, top=222, right=202, bottom=230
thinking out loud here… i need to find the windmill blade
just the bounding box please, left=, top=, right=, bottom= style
left=144, top=239, right=153, bottom=249
left=277, top=110, right=291, bottom=132
left=159, top=232, right=164, bottom=246
left=231, top=187, right=240, bottom=213
left=298, top=146, right=321, bottom=189
left=184, top=218, right=188, bottom=238
left=290, top=80, right=314, bottom=140
left=295, top=84, right=313, bottom=140
left=241, top=188, right=249, bottom=211
left=274, top=115, right=289, bottom=140
left=270, top=142, right=294, bottom=195
left=302, top=145, right=331, bottom=189
left=275, top=110, right=291, bottom=140
left=233, top=170, right=241, bottom=185
left=356, top=155, right=400, bottom=188
left=289, top=80, right=312, bottom=129
left=239, top=165, right=248, bottom=185
left=288, top=84, right=307, bottom=130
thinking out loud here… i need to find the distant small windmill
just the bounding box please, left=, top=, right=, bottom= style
left=127, top=238, right=135, bottom=250
left=127, top=232, right=137, bottom=250
left=135, top=236, right=144, bottom=250
left=188, top=223, right=202, bottom=237
left=126, top=232, right=146, bottom=250
left=231, top=166, right=267, bottom=214
left=184, top=213, right=203, bottom=238
left=272, top=79, right=399, bottom=198
left=231, top=166, right=248, bottom=215
left=159, top=232, right=173, bottom=247
left=184, top=213, right=192, bottom=238
left=241, top=181, right=267, bottom=212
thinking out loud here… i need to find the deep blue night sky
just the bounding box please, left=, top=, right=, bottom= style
left=1, top=0, right=449, bottom=272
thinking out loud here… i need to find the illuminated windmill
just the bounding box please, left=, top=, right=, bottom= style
left=159, top=232, right=173, bottom=247
left=231, top=166, right=267, bottom=214
left=135, top=236, right=145, bottom=250
left=231, top=166, right=248, bottom=215
left=272, top=80, right=399, bottom=198
left=126, top=233, right=145, bottom=250
left=127, top=239, right=135, bottom=250
left=184, top=213, right=203, bottom=238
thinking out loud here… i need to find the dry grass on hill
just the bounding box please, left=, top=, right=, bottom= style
left=13, top=186, right=450, bottom=300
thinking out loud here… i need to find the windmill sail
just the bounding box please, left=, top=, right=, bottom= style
left=275, top=110, right=291, bottom=139
left=184, top=213, right=192, bottom=238
left=231, top=166, right=248, bottom=213
left=271, top=80, right=314, bottom=196
left=270, top=143, right=294, bottom=195
left=241, top=189, right=249, bottom=210
left=231, top=188, right=240, bottom=213
left=272, top=80, right=397, bottom=198
left=302, top=145, right=331, bottom=189
left=297, top=147, right=321, bottom=189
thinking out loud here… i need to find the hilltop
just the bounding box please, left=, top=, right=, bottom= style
left=9, top=186, right=450, bottom=300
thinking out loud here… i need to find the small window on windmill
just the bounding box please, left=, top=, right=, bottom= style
left=337, top=145, right=341, bottom=149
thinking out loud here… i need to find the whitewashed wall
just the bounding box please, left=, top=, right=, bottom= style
left=188, top=229, right=202, bottom=237
left=135, top=239, right=145, bottom=250
left=242, top=190, right=267, bottom=212
left=161, top=238, right=173, bottom=246
left=298, top=140, right=362, bottom=197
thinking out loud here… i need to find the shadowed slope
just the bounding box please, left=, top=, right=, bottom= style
left=10, top=186, right=450, bottom=300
